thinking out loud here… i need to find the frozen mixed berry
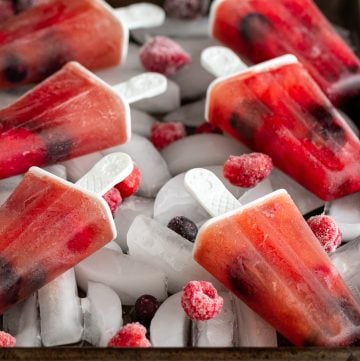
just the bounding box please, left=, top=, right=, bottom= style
left=223, top=153, right=273, bottom=188
left=115, top=165, right=141, bottom=199
left=140, top=36, right=191, bottom=76
left=167, top=216, right=198, bottom=242
left=196, top=122, right=223, bottom=135
left=135, top=295, right=161, bottom=327
left=0, top=128, right=46, bottom=179
left=108, top=323, right=151, bottom=348
left=103, top=187, right=122, bottom=216
left=0, top=331, right=16, bottom=348
left=307, top=215, right=342, bottom=253
left=164, top=0, right=210, bottom=19
left=181, top=280, right=223, bottom=321
left=150, top=122, right=186, bottom=150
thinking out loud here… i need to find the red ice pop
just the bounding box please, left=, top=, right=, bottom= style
left=0, top=152, right=133, bottom=315
left=0, top=61, right=167, bottom=179
left=204, top=53, right=360, bottom=201
left=0, top=0, right=50, bottom=22
left=0, top=0, right=165, bottom=88
left=209, top=0, right=360, bottom=122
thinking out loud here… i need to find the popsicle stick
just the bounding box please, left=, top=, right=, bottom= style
left=114, top=3, right=165, bottom=30
left=113, top=73, right=167, bottom=104
left=201, top=46, right=248, bottom=78
left=76, top=153, right=133, bottom=196
left=184, top=168, right=241, bottom=217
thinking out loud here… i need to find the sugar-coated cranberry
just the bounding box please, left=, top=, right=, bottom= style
left=103, top=187, right=122, bottom=216
left=181, top=281, right=223, bottom=321
left=0, top=331, right=16, bottom=348
left=150, top=122, right=186, bottom=150
left=115, top=165, right=141, bottom=199
left=135, top=295, right=161, bottom=327
left=140, top=36, right=191, bottom=76
left=223, top=153, right=273, bottom=188
left=167, top=216, right=198, bottom=242
left=108, top=323, right=151, bottom=348
left=195, top=122, right=223, bottom=134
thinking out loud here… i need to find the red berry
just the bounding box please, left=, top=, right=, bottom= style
left=0, top=331, right=16, bottom=348
left=67, top=223, right=95, bottom=253
left=223, top=153, right=273, bottom=188
left=0, top=128, right=46, bottom=178
left=150, top=122, right=186, bottom=150
left=135, top=295, right=161, bottom=326
left=115, top=165, right=141, bottom=199
left=108, top=323, right=151, bottom=348
left=181, top=281, right=223, bottom=321
left=164, top=0, right=210, bottom=19
left=307, top=215, right=342, bottom=253
left=103, top=187, right=122, bottom=216
left=196, top=122, right=223, bottom=135
left=140, top=36, right=191, bottom=76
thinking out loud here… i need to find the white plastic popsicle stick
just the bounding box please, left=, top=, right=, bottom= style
left=113, top=73, right=167, bottom=104
left=114, top=3, right=165, bottom=30
left=201, top=46, right=248, bottom=78
left=76, top=153, right=133, bottom=196
left=184, top=168, right=241, bottom=218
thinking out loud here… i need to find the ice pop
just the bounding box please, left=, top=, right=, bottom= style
left=203, top=52, right=360, bottom=201
left=0, top=0, right=50, bottom=22
left=0, top=0, right=165, bottom=88
left=0, top=61, right=167, bottom=179
left=209, top=0, right=360, bottom=121
left=0, top=152, right=133, bottom=315
left=185, top=168, right=360, bottom=346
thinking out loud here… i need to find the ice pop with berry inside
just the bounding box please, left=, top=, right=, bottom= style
left=0, top=0, right=50, bottom=22
left=0, top=61, right=167, bottom=179
left=185, top=169, right=360, bottom=346
left=209, top=0, right=360, bottom=121
left=0, top=0, right=165, bottom=88
left=202, top=51, right=360, bottom=201
left=0, top=152, right=133, bottom=316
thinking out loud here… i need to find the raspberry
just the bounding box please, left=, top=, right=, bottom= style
left=0, top=128, right=46, bottom=178
left=115, top=165, right=141, bottom=199
left=0, top=331, right=16, bottom=348
left=108, top=323, right=151, bottom=348
left=150, top=122, right=186, bottom=150
left=167, top=216, right=198, bottom=242
left=164, top=0, right=210, bottom=19
left=140, top=36, right=191, bottom=76
left=223, top=153, right=273, bottom=188
left=135, top=295, right=161, bottom=327
left=307, top=215, right=342, bottom=253
left=181, top=281, right=223, bottom=321
left=196, top=122, right=223, bottom=135
left=103, top=187, right=122, bottom=216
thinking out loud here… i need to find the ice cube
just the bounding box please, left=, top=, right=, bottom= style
left=131, top=17, right=209, bottom=43
left=154, top=165, right=244, bottom=226
left=114, top=196, right=154, bottom=252
left=328, top=192, right=360, bottom=241
left=192, top=292, right=235, bottom=347
left=127, top=215, right=221, bottom=293
left=130, top=108, right=157, bottom=137
left=104, top=134, right=171, bottom=198
left=122, top=43, right=143, bottom=72
left=3, top=293, right=41, bottom=347
left=82, top=282, right=123, bottom=347
left=233, top=297, right=277, bottom=347
left=75, top=247, right=168, bottom=305
left=164, top=99, right=207, bottom=127
left=269, top=168, right=324, bottom=215
left=150, top=292, right=190, bottom=347
left=161, top=134, right=249, bottom=175
left=104, top=241, right=123, bottom=252
left=38, top=269, right=83, bottom=347
left=330, top=238, right=360, bottom=303
left=238, top=179, right=274, bottom=205
left=169, top=38, right=218, bottom=101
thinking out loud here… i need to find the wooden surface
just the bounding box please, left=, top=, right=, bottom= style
left=0, top=348, right=359, bottom=361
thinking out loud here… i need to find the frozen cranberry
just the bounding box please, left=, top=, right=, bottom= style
left=196, top=122, right=223, bottom=134
left=150, top=122, right=186, bottom=150
left=223, top=153, right=273, bottom=188
left=0, top=331, right=16, bottom=348
left=140, top=36, right=191, bottom=76
left=103, top=187, right=122, bottom=216
left=108, top=323, right=151, bottom=348
left=115, top=165, right=141, bottom=199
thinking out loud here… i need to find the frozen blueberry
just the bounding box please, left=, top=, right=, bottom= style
left=4, top=54, right=27, bottom=83
left=229, top=112, right=255, bottom=144
left=167, top=216, right=198, bottom=242
left=135, top=295, right=161, bottom=327
left=12, top=0, right=33, bottom=12
left=22, top=266, right=47, bottom=294
left=239, top=13, right=272, bottom=44
left=0, top=258, right=21, bottom=305
left=42, top=131, right=73, bottom=163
